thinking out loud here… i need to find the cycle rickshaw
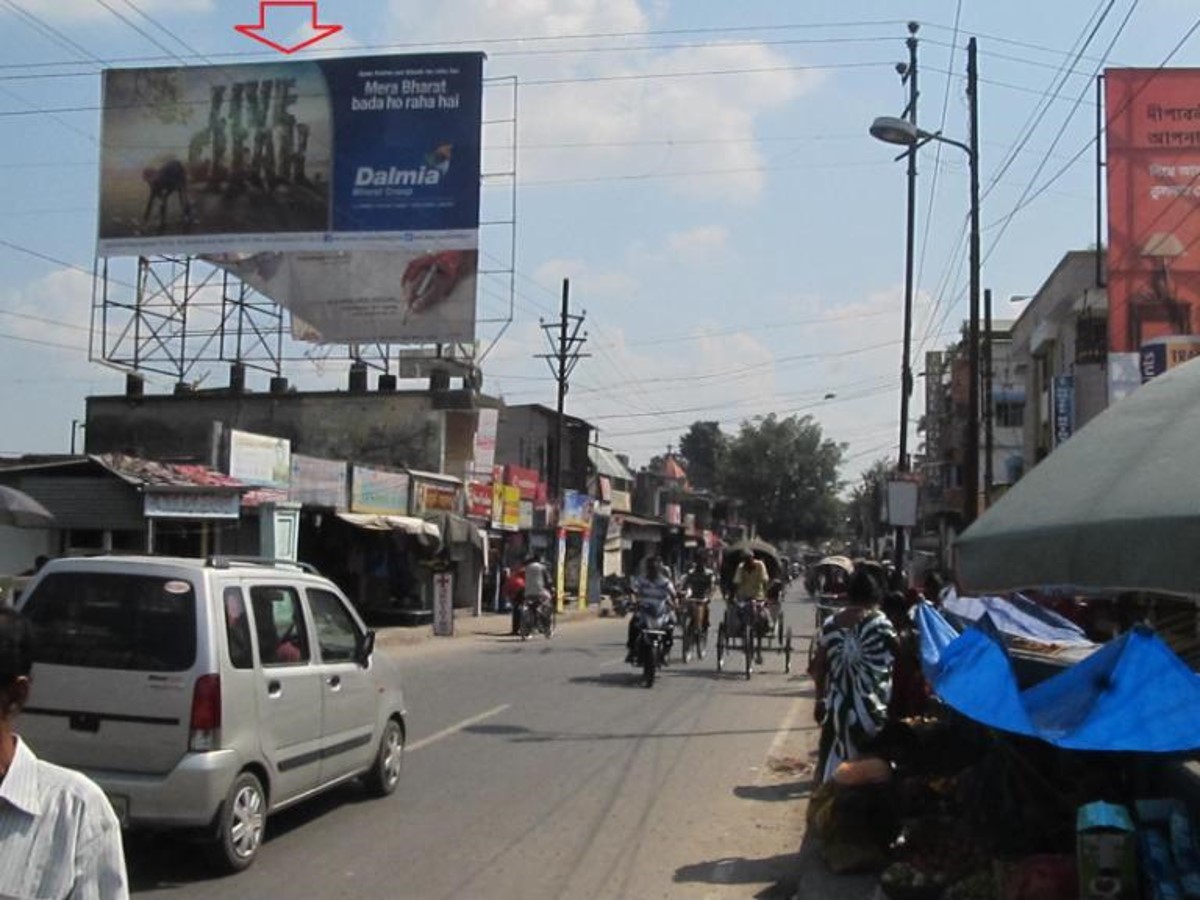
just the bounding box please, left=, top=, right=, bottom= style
left=715, top=539, right=794, bottom=678
left=806, top=554, right=854, bottom=667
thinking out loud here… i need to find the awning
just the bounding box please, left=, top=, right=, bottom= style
left=337, top=513, right=441, bottom=540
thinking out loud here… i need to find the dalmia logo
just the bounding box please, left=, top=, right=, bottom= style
left=354, top=144, right=453, bottom=187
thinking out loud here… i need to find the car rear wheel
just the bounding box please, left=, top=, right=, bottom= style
left=206, top=771, right=266, bottom=873
left=364, top=717, right=405, bottom=797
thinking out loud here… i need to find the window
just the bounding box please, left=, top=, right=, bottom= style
left=307, top=588, right=360, bottom=663
left=223, top=587, right=253, bottom=670
left=995, top=400, right=1025, bottom=428
left=249, top=586, right=310, bottom=666
left=22, top=572, right=197, bottom=672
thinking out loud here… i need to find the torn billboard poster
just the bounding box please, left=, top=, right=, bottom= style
left=209, top=246, right=477, bottom=343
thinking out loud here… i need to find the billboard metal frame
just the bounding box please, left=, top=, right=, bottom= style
left=89, top=75, right=518, bottom=388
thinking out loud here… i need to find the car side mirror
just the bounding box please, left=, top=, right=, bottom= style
left=357, top=630, right=376, bottom=667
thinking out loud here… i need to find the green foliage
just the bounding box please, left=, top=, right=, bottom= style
left=678, top=421, right=727, bottom=492
left=678, top=414, right=845, bottom=541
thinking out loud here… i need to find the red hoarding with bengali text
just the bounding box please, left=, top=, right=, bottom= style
left=1106, top=68, right=1200, bottom=355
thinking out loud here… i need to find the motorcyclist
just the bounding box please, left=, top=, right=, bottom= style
left=625, top=555, right=676, bottom=664
left=682, top=551, right=716, bottom=634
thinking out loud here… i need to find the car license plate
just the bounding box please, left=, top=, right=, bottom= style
left=106, top=794, right=129, bottom=828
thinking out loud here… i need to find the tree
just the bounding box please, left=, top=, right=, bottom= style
left=720, top=414, right=845, bottom=541
left=678, top=421, right=728, bottom=492
left=845, top=458, right=893, bottom=551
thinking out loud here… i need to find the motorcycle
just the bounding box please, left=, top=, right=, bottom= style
left=629, top=596, right=674, bottom=687
left=602, top=574, right=634, bottom=617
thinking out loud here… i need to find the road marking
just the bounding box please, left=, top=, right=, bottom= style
left=407, top=704, right=511, bottom=753
left=757, top=694, right=809, bottom=786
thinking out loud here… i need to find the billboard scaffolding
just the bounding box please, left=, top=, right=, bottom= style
left=90, top=56, right=517, bottom=388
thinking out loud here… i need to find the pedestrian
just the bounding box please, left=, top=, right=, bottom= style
left=809, top=567, right=898, bottom=785
left=0, top=608, right=129, bottom=899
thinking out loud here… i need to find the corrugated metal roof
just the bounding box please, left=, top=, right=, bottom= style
left=93, top=454, right=243, bottom=490
left=589, top=446, right=634, bottom=482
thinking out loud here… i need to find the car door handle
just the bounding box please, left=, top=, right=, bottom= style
left=267, top=680, right=282, bottom=697
left=326, top=674, right=341, bottom=689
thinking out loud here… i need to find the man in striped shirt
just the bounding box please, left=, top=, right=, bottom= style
left=0, top=609, right=129, bottom=899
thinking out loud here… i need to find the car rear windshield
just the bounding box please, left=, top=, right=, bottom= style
left=21, top=571, right=198, bottom=672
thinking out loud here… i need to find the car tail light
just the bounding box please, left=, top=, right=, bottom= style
left=189, top=674, right=221, bottom=751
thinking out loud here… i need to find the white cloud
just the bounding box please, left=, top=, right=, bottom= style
left=384, top=0, right=817, bottom=203
left=29, top=0, right=213, bottom=23
left=665, top=225, right=728, bottom=261
left=532, top=258, right=639, bottom=300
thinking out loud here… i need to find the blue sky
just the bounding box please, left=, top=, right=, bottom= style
left=1, top=0, right=1198, bottom=484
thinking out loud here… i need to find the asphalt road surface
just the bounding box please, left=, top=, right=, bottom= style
left=127, top=587, right=825, bottom=900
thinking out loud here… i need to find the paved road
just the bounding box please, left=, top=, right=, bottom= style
left=128, top=587, right=829, bottom=900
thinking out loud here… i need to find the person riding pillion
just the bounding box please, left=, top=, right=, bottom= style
left=626, top=556, right=677, bottom=663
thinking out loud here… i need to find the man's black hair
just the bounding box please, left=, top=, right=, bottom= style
left=0, top=609, right=33, bottom=687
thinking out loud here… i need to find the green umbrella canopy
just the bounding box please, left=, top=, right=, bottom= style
left=956, top=357, right=1200, bottom=596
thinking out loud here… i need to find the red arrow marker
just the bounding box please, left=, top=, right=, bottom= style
left=235, top=1, right=343, bottom=55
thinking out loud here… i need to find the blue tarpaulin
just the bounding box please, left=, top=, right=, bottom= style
left=942, top=590, right=1092, bottom=646
left=916, top=608, right=1200, bottom=753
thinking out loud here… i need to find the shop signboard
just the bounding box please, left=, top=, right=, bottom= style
left=518, top=500, right=534, bottom=531
left=490, top=478, right=505, bottom=530
left=467, top=481, right=492, bottom=521
left=560, top=490, right=593, bottom=530
left=412, top=480, right=458, bottom=515
left=351, top=465, right=409, bottom=514
left=1105, top=69, right=1200, bottom=362
left=1140, top=334, right=1200, bottom=381
left=500, top=485, right=521, bottom=531
left=472, top=408, right=498, bottom=473
left=610, top=487, right=632, bottom=514
left=229, top=429, right=291, bottom=488
left=1053, top=374, right=1076, bottom=447
left=665, top=503, right=682, bottom=526
left=144, top=491, right=241, bottom=519
left=506, top=465, right=540, bottom=500
left=289, top=454, right=348, bottom=508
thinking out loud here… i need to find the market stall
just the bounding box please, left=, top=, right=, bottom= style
left=808, top=603, right=1200, bottom=900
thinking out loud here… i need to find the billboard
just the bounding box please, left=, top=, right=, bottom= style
left=97, top=53, right=484, bottom=344
left=1105, top=69, right=1200, bottom=358
left=228, top=429, right=291, bottom=487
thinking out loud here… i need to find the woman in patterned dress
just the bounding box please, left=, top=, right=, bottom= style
left=810, top=566, right=898, bottom=784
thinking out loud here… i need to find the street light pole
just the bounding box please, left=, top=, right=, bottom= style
left=964, top=37, right=981, bottom=526
left=895, top=23, right=919, bottom=576
left=870, top=35, right=982, bottom=529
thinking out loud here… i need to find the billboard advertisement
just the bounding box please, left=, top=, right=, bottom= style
left=211, top=247, right=478, bottom=344
left=97, top=53, right=483, bottom=345
left=1105, top=68, right=1200, bottom=359
left=228, top=428, right=291, bottom=487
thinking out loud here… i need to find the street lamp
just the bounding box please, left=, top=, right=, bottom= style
left=869, top=37, right=981, bottom=527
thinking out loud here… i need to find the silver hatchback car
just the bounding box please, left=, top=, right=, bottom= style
left=17, top=555, right=406, bottom=872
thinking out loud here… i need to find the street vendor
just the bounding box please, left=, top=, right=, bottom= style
left=810, top=567, right=899, bottom=784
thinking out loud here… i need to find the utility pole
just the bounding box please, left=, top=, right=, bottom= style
left=964, top=36, right=982, bottom=527
left=895, top=21, right=919, bottom=577
left=984, top=287, right=994, bottom=506
left=537, top=278, right=589, bottom=501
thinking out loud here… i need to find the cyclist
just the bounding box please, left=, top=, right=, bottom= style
left=682, top=551, right=716, bottom=636
left=731, top=550, right=770, bottom=663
